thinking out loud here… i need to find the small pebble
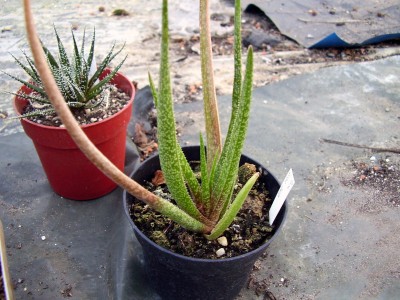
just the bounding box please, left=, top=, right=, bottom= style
left=41, top=235, right=46, bottom=241
left=216, top=248, right=226, bottom=257
left=262, top=57, right=272, bottom=64
left=217, top=236, right=228, bottom=247
left=1, top=25, right=13, bottom=33
left=232, top=224, right=240, bottom=232
left=191, top=44, right=200, bottom=55
left=0, top=111, right=8, bottom=118
left=370, top=156, right=376, bottom=161
left=112, top=9, right=130, bottom=16
left=308, top=9, right=317, bottom=16
left=170, top=34, right=185, bottom=43
left=385, top=107, right=390, bottom=112
left=373, top=165, right=380, bottom=171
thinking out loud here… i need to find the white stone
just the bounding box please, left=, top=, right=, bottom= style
left=216, top=248, right=225, bottom=257
left=217, top=236, right=228, bottom=247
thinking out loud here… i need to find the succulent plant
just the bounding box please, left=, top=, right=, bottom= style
left=148, top=0, right=256, bottom=239
left=3, top=27, right=126, bottom=119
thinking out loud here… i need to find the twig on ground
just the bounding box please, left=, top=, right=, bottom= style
left=320, top=138, right=400, bottom=154
left=298, top=18, right=366, bottom=24
left=305, top=215, right=316, bottom=222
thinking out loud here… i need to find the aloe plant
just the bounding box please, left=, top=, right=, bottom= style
left=22, top=0, right=256, bottom=240
left=150, top=0, right=259, bottom=239
left=3, top=27, right=126, bottom=119
left=149, top=0, right=257, bottom=239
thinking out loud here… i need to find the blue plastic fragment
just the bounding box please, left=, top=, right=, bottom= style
left=311, top=32, right=400, bottom=48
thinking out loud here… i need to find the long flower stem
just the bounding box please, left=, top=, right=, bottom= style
left=200, top=0, right=222, bottom=169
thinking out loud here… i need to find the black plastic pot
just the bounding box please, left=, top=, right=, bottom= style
left=123, top=146, right=287, bottom=300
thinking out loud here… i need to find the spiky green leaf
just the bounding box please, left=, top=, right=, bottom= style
left=54, top=26, right=72, bottom=73
left=41, top=44, right=59, bottom=69
left=9, top=52, right=40, bottom=83
left=200, top=133, right=210, bottom=211
left=177, top=146, right=202, bottom=206
left=148, top=72, right=158, bottom=108
left=210, top=46, right=254, bottom=220
left=157, top=0, right=202, bottom=221
left=87, top=54, right=127, bottom=101
left=9, top=107, right=55, bottom=119
left=205, top=172, right=259, bottom=240
left=88, top=42, right=125, bottom=88
left=71, top=29, right=83, bottom=84
left=3, top=90, right=49, bottom=104
left=2, top=72, right=47, bottom=98
left=154, top=197, right=208, bottom=233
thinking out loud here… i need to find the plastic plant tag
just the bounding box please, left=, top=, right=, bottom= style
left=269, top=169, right=295, bottom=225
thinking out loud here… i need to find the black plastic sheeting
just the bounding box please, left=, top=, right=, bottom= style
left=0, top=88, right=158, bottom=299
left=243, top=0, right=400, bottom=48
left=0, top=56, right=399, bottom=299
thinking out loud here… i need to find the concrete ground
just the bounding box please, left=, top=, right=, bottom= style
left=0, top=1, right=399, bottom=299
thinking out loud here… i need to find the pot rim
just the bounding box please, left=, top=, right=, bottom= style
left=13, top=70, right=134, bottom=131
left=123, top=146, right=288, bottom=263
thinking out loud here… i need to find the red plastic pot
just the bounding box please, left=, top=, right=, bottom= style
left=13, top=70, right=135, bottom=200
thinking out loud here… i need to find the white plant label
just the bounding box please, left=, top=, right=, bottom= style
left=269, top=169, right=295, bottom=225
